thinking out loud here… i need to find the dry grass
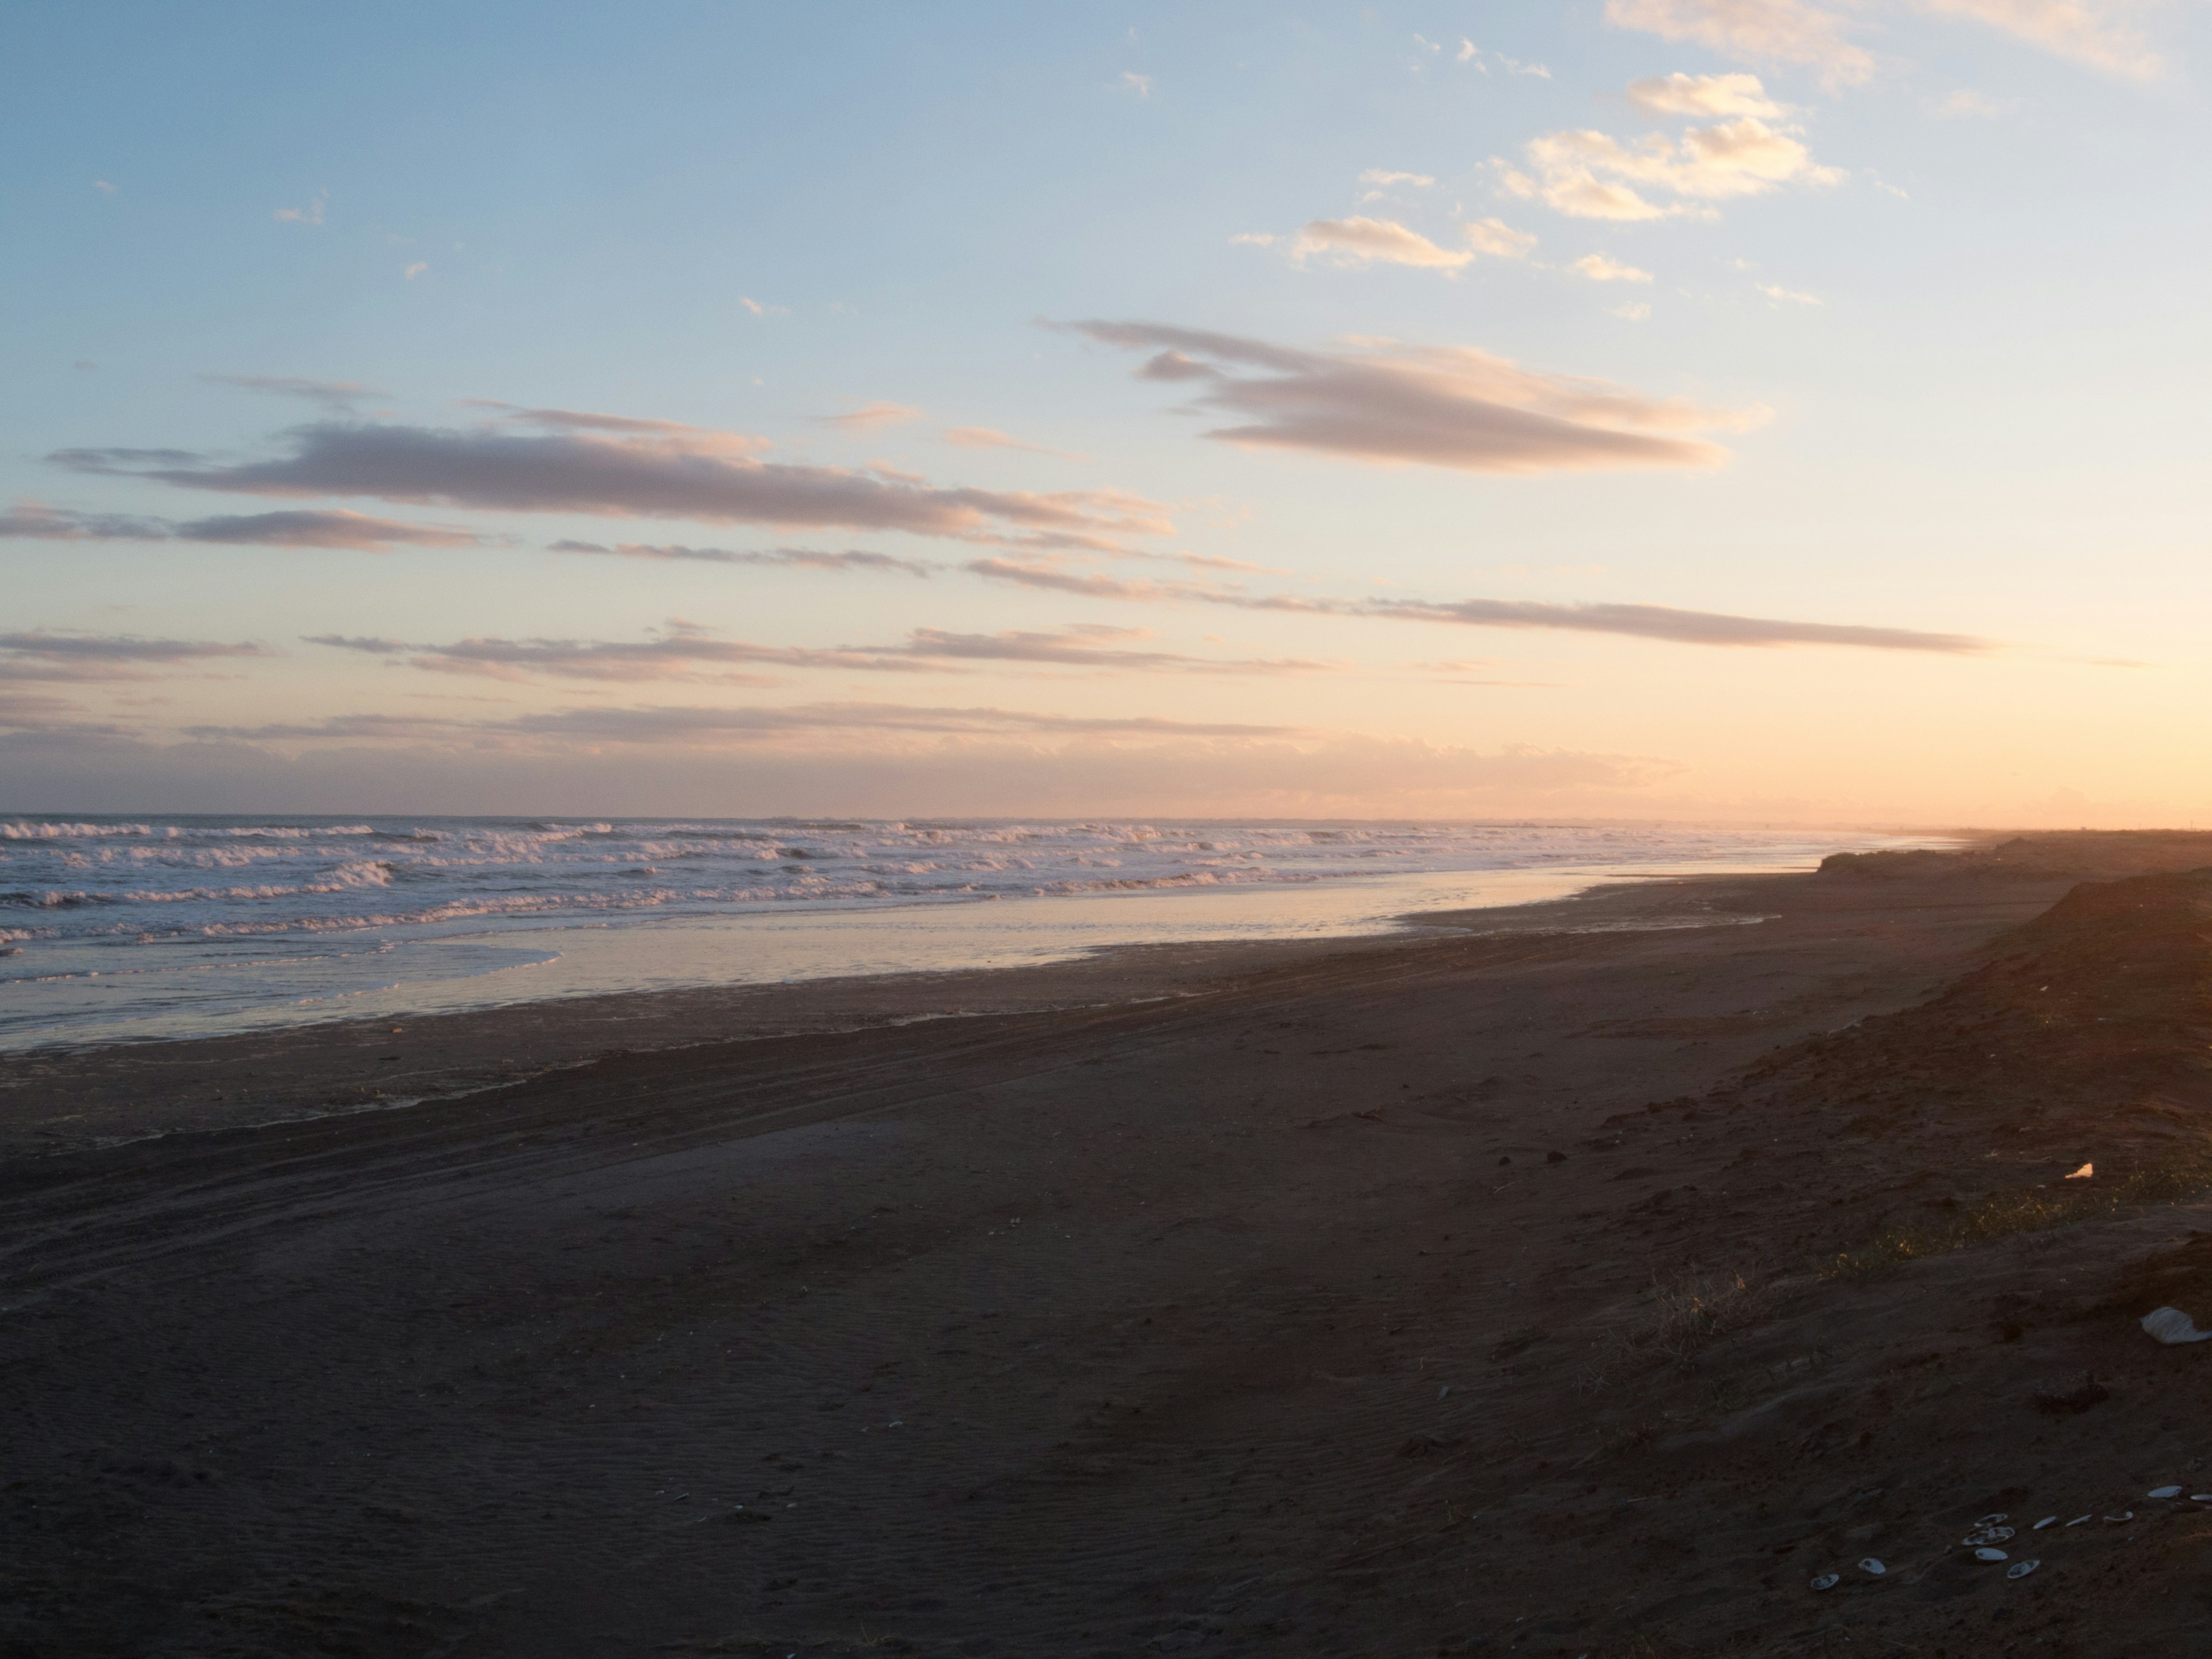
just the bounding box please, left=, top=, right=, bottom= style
left=1826, top=1138, right=2212, bottom=1277
left=1576, top=1269, right=1783, bottom=1392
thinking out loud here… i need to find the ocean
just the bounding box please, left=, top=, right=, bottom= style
left=0, top=815, right=1938, bottom=1050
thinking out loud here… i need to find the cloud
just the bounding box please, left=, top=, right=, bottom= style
left=738, top=296, right=789, bottom=316
left=274, top=190, right=327, bottom=225
left=0, top=630, right=268, bottom=680
left=1357, top=169, right=1439, bottom=202
left=1456, top=39, right=1554, bottom=75
left=1626, top=71, right=1785, bottom=116
left=1243, top=198, right=1535, bottom=272
left=1514, top=116, right=1844, bottom=219
left=548, top=539, right=937, bottom=576
left=310, top=619, right=1336, bottom=683
left=1934, top=86, right=2009, bottom=115
left=968, top=557, right=1991, bottom=655
left=1121, top=71, right=1152, bottom=97
left=200, top=374, right=388, bottom=412
left=198, top=700, right=1294, bottom=748
left=1605, top=0, right=1874, bottom=85
left=817, top=401, right=922, bottom=430
left=1287, top=216, right=1478, bottom=271
left=1358, top=595, right=1979, bottom=651
left=1912, top=0, right=2165, bottom=80
left=0, top=501, right=492, bottom=551
left=403, top=262, right=427, bottom=280
left=1756, top=282, right=1823, bottom=303
left=92, top=180, right=118, bottom=195
left=53, top=410, right=1173, bottom=552
left=1572, top=253, right=1656, bottom=282
left=940, top=426, right=1087, bottom=460
left=1611, top=0, right=2168, bottom=85
left=0, top=717, right=1683, bottom=816
left=1065, top=319, right=1755, bottom=474
left=1611, top=302, right=1655, bottom=321
left=897, top=626, right=1338, bottom=675
left=308, top=621, right=932, bottom=684
left=1465, top=218, right=1541, bottom=258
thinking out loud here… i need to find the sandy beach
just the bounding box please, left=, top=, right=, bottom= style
left=5, top=831, right=2212, bottom=1657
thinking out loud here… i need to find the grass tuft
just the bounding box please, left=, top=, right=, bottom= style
left=1825, top=1139, right=2212, bottom=1277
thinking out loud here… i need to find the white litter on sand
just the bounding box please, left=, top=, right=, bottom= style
left=2140, top=1306, right=2212, bottom=1344
left=2065, top=1162, right=2093, bottom=1180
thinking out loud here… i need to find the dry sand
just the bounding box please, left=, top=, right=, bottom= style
left=4, top=831, right=2212, bottom=1657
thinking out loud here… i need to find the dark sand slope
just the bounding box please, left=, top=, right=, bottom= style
left=4, top=835, right=2212, bottom=1657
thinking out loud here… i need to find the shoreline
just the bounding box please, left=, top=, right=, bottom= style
left=7, top=830, right=2212, bottom=1655
left=0, top=867, right=1840, bottom=1160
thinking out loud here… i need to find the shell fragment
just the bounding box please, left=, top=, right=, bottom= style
left=2033, top=1516, right=2057, bottom=1530
left=2007, top=1559, right=2040, bottom=1580
left=2149, top=1485, right=2183, bottom=1499
left=1858, top=1557, right=1886, bottom=1575
left=1974, top=1547, right=2009, bottom=1562
left=1810, top=1572, right=1840, bottom=1592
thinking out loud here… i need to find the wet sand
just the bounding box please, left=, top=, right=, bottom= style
left=4, top=832, right=2211, bottom=1657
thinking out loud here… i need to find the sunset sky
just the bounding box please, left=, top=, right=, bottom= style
left=6, top=1, right=2207, bottom=823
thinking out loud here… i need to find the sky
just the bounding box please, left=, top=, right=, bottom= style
left=5, top=0, right=2209, bottom=824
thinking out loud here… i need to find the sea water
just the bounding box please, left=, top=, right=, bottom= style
left=0, top=816, right=1939, bottom=1049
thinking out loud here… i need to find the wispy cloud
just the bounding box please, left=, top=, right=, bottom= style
left=1240, top=214, right=1536, bottom=272
left=92, top=180, right=118, bottom=195
left=0, top=629, right=268, bottom=680
left=1120, top=71, right=1153, bottom=98
left=1572, top=253, right=1656, bottom=282
left=817, top=401, right=922, bottom=430
left=1914, top=0, right=2165, bottom=79
left=1606, top=0, right=1874, bottom=85
left=1358, top=169, right=1436, bottom=192
left=1626, top=71, right=1785, bottom=116
left=940, top=426, right=1088, bottom=460
left=548, top=539, right=937, bottom=576
left=738, top=296, right=789, bottom=316
left=310, top=619, right=1337, bottom=682
left=199, top=374, right=387, bottom=412
left=1933, top=86, right=2009, bottom=116
left=1757, top=282, right=1824, bottom=304
left=274, top=190, right=327, bottom=225
left=1503, top=113, right=1844, bottom=221
left=0, top=501, right=493, bottom=551
left=1610, top=0, right=2169, bottom=84
left=403, top=262, right=427, bottom=280
left=197, top=700, right=1294, bottom=747
left=968, top=558, right=1991, bottom=655
left=52, top=407, right=1174, bottom=552
left=1065, top=319, right=1757, bottom=474
left=1455, top=39, right=1554, bottom=76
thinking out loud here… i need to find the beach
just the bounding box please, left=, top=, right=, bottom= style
left=5, top=831, right=2212, bottom=1656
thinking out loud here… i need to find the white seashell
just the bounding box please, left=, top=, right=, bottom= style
left=1975, top=1547, right=2009, bottom=1562
left=1976, top=1512, right=2010, bottom=1524
left=2141, top=1306, right=2212, bottom=1344
left=2194, top=1495, right=2212, bottom=1503
left=2065, top=1514, right=2092, bottom=1526
left=2065, top=1162, right=2093, bottom=1179
left=2033, top=1515, right=2056, bottom=1529
left=1810, top=1572, right=1840, bottom=1592
left=2149, top=1486, right=2183, bottom=1499
left=2105, top=1511, right=2134, bottom=1523
left=2007, top=1558, right=2040, bottom=1579
left=1858, top=1557, right=1885, bottom=1575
